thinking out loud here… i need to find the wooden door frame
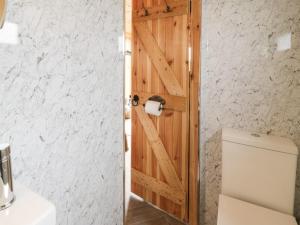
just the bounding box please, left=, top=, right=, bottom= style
left=123, top=0, right=201, bottom=224
left=0, top=0, right=6, bottom=28
left=189, top=0, right=201, bottom=225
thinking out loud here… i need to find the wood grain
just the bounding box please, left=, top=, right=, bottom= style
left=133, top=0, right=188, bottom=22
left=132, top=91, right=187, bottom=112
left=189, top=0, right=201, bottom=225
left=132, top=169, right=185, bottom=205
left=134, top=106, right=184, bottom=191
left=134, top=22, right=184, bottom=96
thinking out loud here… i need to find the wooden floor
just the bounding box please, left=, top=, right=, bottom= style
left=125, top=194, right=186, bottom=225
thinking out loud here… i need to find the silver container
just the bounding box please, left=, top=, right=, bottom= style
left=0, top=144, right=15, bottom=210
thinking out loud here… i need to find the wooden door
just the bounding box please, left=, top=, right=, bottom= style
left=0, top=0, right=6, bottom=28
left=131, top=0, right=191, bottom=222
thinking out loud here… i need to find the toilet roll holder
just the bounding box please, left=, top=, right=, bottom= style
left=131, top=94, right=166, bottom=110
left=146, top=96, right=166, bottom=110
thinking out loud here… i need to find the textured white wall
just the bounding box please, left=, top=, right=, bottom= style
left=0, top=1, right=124, bottom=225
left=200, top=0, right=300, bottom=224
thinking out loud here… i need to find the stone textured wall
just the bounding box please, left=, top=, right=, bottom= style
left=200, top=0, right=300, bottom=224
left=0, top=1, right=124, bottom=225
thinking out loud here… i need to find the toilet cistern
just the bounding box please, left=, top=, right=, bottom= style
left=221, top=128, right=298, bottom=214
left=217, top=128, right=298, bottom=225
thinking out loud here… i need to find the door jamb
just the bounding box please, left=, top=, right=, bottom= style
left=188, top=0, right=201, bottom=225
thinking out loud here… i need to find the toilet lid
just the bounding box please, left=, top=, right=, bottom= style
left=217, top=195, right=298, bottom=225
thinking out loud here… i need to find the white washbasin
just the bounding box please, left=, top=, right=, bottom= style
left=0, top=183, right=56, bottom=225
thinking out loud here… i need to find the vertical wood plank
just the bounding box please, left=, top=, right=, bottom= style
left=145, top=0, right=153, bottom=201
left=131, top=0, right=139, bottom=195
left=157, top=6, right=165, bottom=207
left=189, top=0, right=201, bottom=225
left=179, top=13, right=190, bottom=221
left=150, top=0, right=159, bottom=205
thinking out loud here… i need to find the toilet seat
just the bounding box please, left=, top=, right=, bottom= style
left=217, top=195, right=297, bottom=225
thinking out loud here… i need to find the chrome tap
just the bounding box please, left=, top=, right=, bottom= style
left=0, top=143, right=15, bottom=210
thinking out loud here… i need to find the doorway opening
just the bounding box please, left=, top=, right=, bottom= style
left=124, top=1, right=201, bottom=225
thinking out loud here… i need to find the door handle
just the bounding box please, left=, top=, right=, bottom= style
left=131, top=95, right=140, bottom=106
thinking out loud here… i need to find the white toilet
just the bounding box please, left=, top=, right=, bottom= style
left=217, top=128, right=298, bottom=225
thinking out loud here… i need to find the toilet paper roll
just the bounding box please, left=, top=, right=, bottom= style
left=144, top=100, right=163, bottom=116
